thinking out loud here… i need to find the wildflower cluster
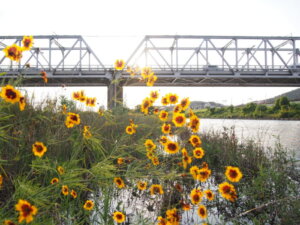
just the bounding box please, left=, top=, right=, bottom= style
left=72, top=90, right=97, bottom=107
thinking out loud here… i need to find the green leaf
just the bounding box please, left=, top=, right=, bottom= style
left=0, top=72, right=6, bottom=76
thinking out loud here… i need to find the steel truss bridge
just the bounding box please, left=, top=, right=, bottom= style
left=0, top=35, right=300, bottom=107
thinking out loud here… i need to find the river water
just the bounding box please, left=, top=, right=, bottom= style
left=199, top=119, right=300, bottom=161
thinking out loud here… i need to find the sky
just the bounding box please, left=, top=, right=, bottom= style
left=1, top=0, right=300, bottom=108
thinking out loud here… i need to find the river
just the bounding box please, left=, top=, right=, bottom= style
left=199, top=119, right=300, bottom=161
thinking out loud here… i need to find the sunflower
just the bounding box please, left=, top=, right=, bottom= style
left=159, top=136, right=169, bottom=145
left=189, top=135, right=202, bottom=147
left=70, top=189, right=77, bottom=199
left=15, top=199, right=38, bottom=223
left=197, top=168, right=211, bottom=182
left=190, top=188, right=203, bottom=205
left=161, top=96, right=169, bottom=106
left=225, top=166, right=243, bottom=182
left=204, top=189, right=214, bottom=201
left=189, top=115, right=200, bottom=132
left=83, top=200, right=94, bottom=210
left=146, top=151, right=154, bottom=159
left=114, top=59, right=125, bottom=70
left=150, top=90, right=159, bottom=101
left=61, top=185, right=69, bottom=196
left=149, top=184, right=164, bottom=195
left=113, top=211, right=126, bottom=223
left=22, top=36, right=34, bottom=51
left=137, top=181, right=147, bottom=190
left=218, top=182, right=238, bottom=202
left=114, top=177, right=125, bottom=189
left=0, top=85, right=21, bottom=103
left=167, top=93, right=179, bottom=104
left=19, top=96, right=26, bottom=111
left=197, top=205, right=207, bottom=219
left=4, top=220, right=17, bottom=225
left=141, top=67, right=154, bottom=79
left=173, top=104, right=183, bottom=113
left=85, top=97, right=96, bottom=107
left=161, top=123, right=171, bottom=134
left=144, top=139, right=156, bottom=151
left=32, top=141, right=47, bottom=158
left=153, top=107, right=160, bottom=115
left=151, top=156, right=160, bottom=166
left=3, top=44, right=23, bottom=62
left=57, top=166, right=65, bottom=175
left=72, top=91, right=81, bottom=101
left=141, top=97, right=152, bottom=114
left=172, top=113, right=186, bottom=127
left=193, top=147, right=205, bottom=159
left=83, top=126, right=92, bottom=139
left=50, top=177, right=59, bottom=184
left=180, top=97, right=190, bottom=110
left=159, top=110, right=168, bottom=121
left=164, top=141, right=179, bottom=154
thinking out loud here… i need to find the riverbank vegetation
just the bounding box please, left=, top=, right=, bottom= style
left=0, top=37, right=300, bottom=225
left=194, top=97, right=300, bottom=119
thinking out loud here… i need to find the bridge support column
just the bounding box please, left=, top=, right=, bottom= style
left=107, top=79, right=123, bottom=109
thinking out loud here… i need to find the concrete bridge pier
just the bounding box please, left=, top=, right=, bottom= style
left=107, top=72, right=124, bottom=109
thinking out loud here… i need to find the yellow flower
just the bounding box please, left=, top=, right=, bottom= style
left=181, top=201, right=191, bottom=211
left=57, top=166, right=65, bottom=175
left=146, top=74, right=157, bottom=86
left=137, top=181, right=147, bottom=190
left=151, top=156, right=160, bottom=166
left=153, top=107, right=160, bottom=115
left=98, top=108, right=104, bottom=116
left=4, top=220, right=17, bottom=225
left=22, top=36, right=34, bottom=51
left=193, top=147, right=205, bottom=159
left=149, top=184, right=164, bottom=195
left=150, top=90, right=159, bottom=101
left=197, top=205, right=207, bottom=219
left=114, top=59, right=125, bottom=70
left=218, top=182, right=238, bottom=202
left=70, top=189, right=77, bottom=199
left=50, top=177, right=59, bottom=184
left=144, top=139, right=156, bottom=151
left=65, top=112, right=80, bottom=128
left=161, top=96, right=169, bottom=106
left=125, top=125, right=136, bottom=135
left=180, top=97, right=190, bottom=110
left=190, top=165, right=200, bottom=180
left=141, top=97, right=152, bottom=114
left=19, top=96, right=26, bottom=111
left=173, top=104, right=183, bottom=113
left=117, top=158, right=124, bottom=165
left=0, top=85, right=21, bottom=103
left=197, top=168, right=211, bottom=182
left=161, top=123, right=171, bottom=134
left=83, top=200, right=94, bottom=210
left=172, top=113, right=186, bottom=127
left=113, top=211, right=126, bottom=223
left=3, top=44, right=23, bottom=62
left=61, top=185, right=69, bottom=196
left=141, top=67, right=154, bottom=79
left=182, top=148, right=192, bottom=169
left=204, top=189, right=214, bottom=201
left=189, top=135, right=202, bottom=147
left=225, top=166, right=243, bottom=182
left=164, top=141, right=179, bottom=154
left=166, top=208, right=180, bottom=224
left=167, top=93, right=179, bottom=104
left=190, top=188, right=203, bottom=205
left=189, top=115, right=200, bottom=132
left=85, top=97, right=96, bottom=107
left=32, top=141, right=47, bottom=158
left=83, top=126, right=92, bottom=139
left=158, top=110, right=168, bottom=121
left=114, top=177, right=125, bottom=188
left=15, top=199, right=38, bottom=223
left=157, top=216, right=167, bottom=225
left=159, top=136, right=169, bottom=145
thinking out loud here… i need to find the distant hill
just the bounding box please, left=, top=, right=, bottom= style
left=255, top=88, right=300, bottom=104
left=190, top=101, right=225, bottom=109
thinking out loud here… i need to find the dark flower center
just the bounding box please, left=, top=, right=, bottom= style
left=21, top=204, right=33, bottom=217
left=229, top=169, right=238, bottom=178
left=5, top=89, right=17, bottom=99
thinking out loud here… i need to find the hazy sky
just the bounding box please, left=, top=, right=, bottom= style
left=1, top=0, right=300, bottom=107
